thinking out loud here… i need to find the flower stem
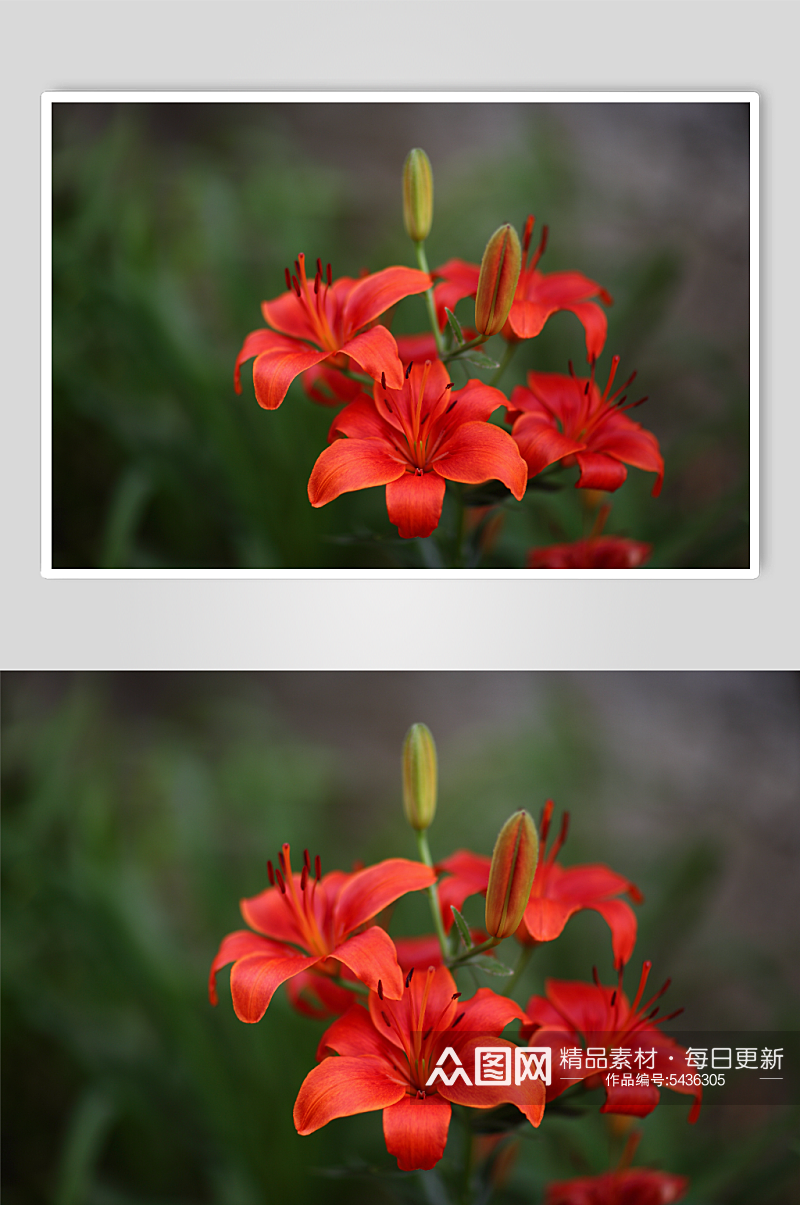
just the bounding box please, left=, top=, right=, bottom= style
left=416, top=829, right=449, bottom=960
left=414, top=241, right=445, bottom=359
left=504, top=942, right=533, bottom=996
left=447, top=935, right=502, bottom=968
left=489, top=340, right=518, bottom=387
left=441, top=334, right=490, bottom=364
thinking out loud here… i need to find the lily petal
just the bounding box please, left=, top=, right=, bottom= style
left=434, top=421, right=527, bottom=499
left=382, top=1093, right=452, bottom=1171
left=293, top=1056, right=406, bottom=1135
left=335, top=859, right=437, bottom=934
left=586, top=898, right=638, bottom=968
left=343, top=266, right=431, bottom=333
left=459, top=987, right=528, bottom=1034
left=316, top=1001, right=390, bottom=1062
left=574, top=451, right=628, bottom=492
left=208, top=930, right=290, bottom=1005
left=340, top=325, right=406, bottom=390
left=252, top=343, right=328, bottom=410
left=438, top=1036, right=545, bottom=1128
left=229, top=946, right=321, bottom=1023
left=332, top=926, right=405, bottom=1000
left=512, top=415, right=586, bottom=478
left=385, top=472, right=446, bottom=539
left=437, top=850, right=491, bottom=930
left=308, top=440, right=405, bottom=507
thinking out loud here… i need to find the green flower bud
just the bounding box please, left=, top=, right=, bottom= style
left=485, top=810, right=538, bottom=939
left=475, top=223, right=522, bottom=336
left=402, top=723, right=437, bottom=831
left=403, top=149, right=434, bottom=242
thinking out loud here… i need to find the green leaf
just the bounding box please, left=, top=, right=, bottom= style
left=468, top=954, right=514, bottom=976
left=444, top=307, right=465, bottom=345
left=458, top=348, right=500, bottom=369
left=450, top=907, right=473, bottom=950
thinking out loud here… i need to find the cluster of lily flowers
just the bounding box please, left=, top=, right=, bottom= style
left=234, top=148, right=664, bottom=568
left=210, top=725, right=695, bottom=1203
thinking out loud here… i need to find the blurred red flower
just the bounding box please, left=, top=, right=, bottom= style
left=528, top=536, right=652, bottom=569
left=234, top=254, right=430, bottom=409
left=521, top=963, right=702, bottom=1122
left=209, top=845, right=434, bottom=1021
left=293, top=965, right=544, bottom=1171
left=545, top=1167, right=689, bottom=1205
left=508, top=359, right=663, bottom=496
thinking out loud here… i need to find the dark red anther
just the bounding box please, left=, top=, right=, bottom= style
left=303, top=849, right=310, bottom=871
left=405, top=361, right=414, bottom=380
left=291, top=275, right=301, bottom=297
left=326, top=263, right=332, bottom=286
left=284, top=267, right=291, bottom=291
left=315, top=854, right=321, bottom=880
left=385, top=400, right=393, bottom=413
left=294, top=259, right=301, bottom=276
left=422, top=1026, right=433, bottom=1041
left=661, top=1007, right=684, bottom=1023
left=314, top=270, right=320, bottom=295
left=275, top=867, right=287, bottom=894
left=452, top=991, right=462, bottom=1001
left=610, top=990, right=617, bottom=1007
left=381, top=1010, right=392, bottom=1028
left=405, top=967, right=414, bottom=989
left=445, top=399, right=458, bottom=415
left=378, top=979, right=384, bottom=1000
left=267, top=860, right=275, bottom=885
left=453, top=1012, right=466, bottom=1027
left=316, top=257, right=323, bottom=277
left=446, top=382, right=454, bottom=389
left=568, top=360, right=577, bottom=380
left=381, top=371, right=386, bottom=391
left=592, top=966, right=601, bottom=986
left=522, top=213, right=535, bottom=256
left=300, top=864, right=308, bottom=891
left=420, top=413, right=428, bottom=426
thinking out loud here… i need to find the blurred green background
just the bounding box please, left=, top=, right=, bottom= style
left=3, top=671, right=797, bottom=1204
left=51, top=101, right=751, bottom=568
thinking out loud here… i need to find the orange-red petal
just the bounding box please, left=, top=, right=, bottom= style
left=335, top=858, right=437, bottom=934
left=229, top=946, right=321, bottom=1023
left=251, top=342, right=328, bottom=410
left=343, top=265, right=431, bottom=333
left=340, top=325, right=406, bottom=390
left=438, top=1036, right=545, bottom=1128
left=331, top=927, right=404, bottom=1000
left=385, top=472, right=446, bottom=538
left=382, top=1093, right=452, bottom=1171
left=208, top=930, right=290, bottom=1005
left=308, top=440, right=405, bottom=507
left=434, top=422, right=527, bottom=499
left=293, top=1056, right=406, bottom=1135
left=574, top=451, right=628, bottom=492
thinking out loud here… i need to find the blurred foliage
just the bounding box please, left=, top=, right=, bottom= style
left=51, top=103, right=750, bottom=568
left=3, top=673, right=796, bottom=1204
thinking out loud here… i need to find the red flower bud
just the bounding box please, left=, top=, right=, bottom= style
left=402, top=148, right=434, bottom=242
left=485, top=810, right=538, bottom=939
left=475, top=223, right=522, bottom=337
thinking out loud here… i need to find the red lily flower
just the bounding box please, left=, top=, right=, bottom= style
left=209, top=844, right=435, bottom=1022
left=293, top=965, right=545, bottom=1171
left=433, top=216, right=612, bottom=361
left=234, top=254, right=430, bottom=410
left=545, top=1167, right=689, bottom=1205
left=307, top=359, right=527, bottom=539
left=436, top=803, right=642, bottom=969
left=527, top=536, right=652, bottom=569
left=507, top=359, right=664, bottom=496
left=520, top=963, right=702, bottom=1123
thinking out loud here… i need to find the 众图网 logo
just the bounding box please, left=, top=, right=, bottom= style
left=425, top=1046, right=552, bottom=1088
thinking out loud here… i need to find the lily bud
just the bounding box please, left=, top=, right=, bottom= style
left=475, top=223, right=522, bottom=336
left=402, top=148, right=434, bottom=242
left=402, top=723, right=437, bottom=830
left=485, top=810, right=538, bottom=939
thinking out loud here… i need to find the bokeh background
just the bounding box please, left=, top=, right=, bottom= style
left=3, top=671, right=797, bottom=1204
left=51, top=101, right=751, bottom=569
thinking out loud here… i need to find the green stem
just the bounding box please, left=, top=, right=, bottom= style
left=453, top=483, right=467, bottom=569
left=416, top=830, right=449, bottom=960
left=489, top=340, right=518, bottom=387
left=504, top=942, right=533, bottom=995
left=447, top=935, right=502, bottom=969
left=414, top=241, right=445, bottom=358
left=441, top=334, right=490, bottom=364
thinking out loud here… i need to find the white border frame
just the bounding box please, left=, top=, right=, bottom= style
left=41, top=91, right=759, bottom=580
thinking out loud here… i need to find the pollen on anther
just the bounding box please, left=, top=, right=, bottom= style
left=452, top=991, right=462, bottom=1001
left=275, top=868, right=287, bottom=895
left=326, top=263, right=332, bottom=286
left=405, top=967, right=414, bottom=989
left=378, top=979, right=384, bottom=1000
left=381, top=372, right=386, bottom=391
left=300, top=865, right=308, bottom=891
left=453, top=1012, right=466, bottom=1027
left=315, top=854, right=321, bottom=880
left=405, top=361, right=414, bottom=380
